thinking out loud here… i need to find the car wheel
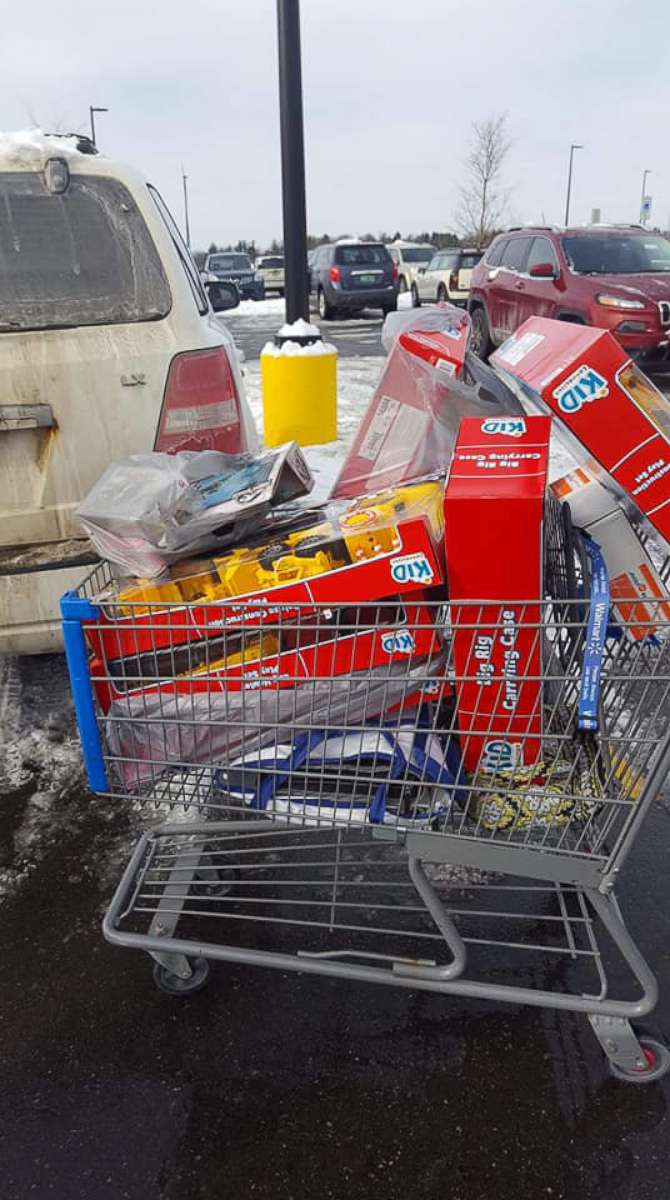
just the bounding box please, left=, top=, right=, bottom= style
left=437, top=284, right=447, bottom=302
left=469, top=307, right=493, bottom=360
left=398, top=277, right=407, bottom=293
left=317, top=288, right=336, bottom=320
left=411, top=284, right=421, bottom=308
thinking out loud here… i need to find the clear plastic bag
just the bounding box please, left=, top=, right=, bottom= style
left=331, top=305, right=524, bottom=499
left=104, top=651, right=447, bottom=792
left=78, top=443, right=313, bottom=578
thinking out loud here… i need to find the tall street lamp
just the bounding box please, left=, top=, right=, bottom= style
left=89, top=106, right=108, bottom=148
left=640, top=169, right=652, bottom=225
left=564, top=143, right=583, bottom=226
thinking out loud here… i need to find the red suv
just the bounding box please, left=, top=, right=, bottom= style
left=468, top=225, right=670, bottom=361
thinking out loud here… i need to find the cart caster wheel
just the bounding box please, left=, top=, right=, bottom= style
left=608, top=1036, right=670, bottom=1084
left=152, top=956, right=211, bottom=997
left=196, top=861, right=237, bottom=898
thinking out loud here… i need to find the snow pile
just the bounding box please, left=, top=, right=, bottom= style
left=230, top=298, right=286, bottom=319
left=0, top=128, right=85, bottom=166
left=261, top=338, right=336, bottom=358
left=277, top=317, right=320, bottom=339
left=0, top=656, right=87, bottom=904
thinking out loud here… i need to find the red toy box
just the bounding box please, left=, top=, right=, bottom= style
left=84, top=482, right=446, bottom=665
left=89, top=600, right=441, bottom=710
left=491, top=318, right=670, bottom=548
left=444, top=414, right=551, bottom=774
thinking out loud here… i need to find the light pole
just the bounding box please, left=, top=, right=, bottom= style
left=181, top=165, right=191, bottom=248
left=564, top=143, right=583, bottom=226
left=89, top=106, right=108, bottom=148
left=640, top=169, right=652, bottom=225
left=276, top=0, right=309, bottom=323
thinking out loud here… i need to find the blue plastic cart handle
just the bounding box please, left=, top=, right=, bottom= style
left=60, top=591, right=109, bottom=793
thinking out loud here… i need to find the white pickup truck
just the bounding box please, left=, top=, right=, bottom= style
left=0, top=131, right=255, bottom=653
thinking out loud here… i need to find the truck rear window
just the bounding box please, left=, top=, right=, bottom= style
left=0, top=173, right=171, bottom=332
left=334, top=245, right=390, bottom=266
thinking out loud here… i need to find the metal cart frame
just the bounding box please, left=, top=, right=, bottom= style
left=62, top=566, right=670, bottom=1084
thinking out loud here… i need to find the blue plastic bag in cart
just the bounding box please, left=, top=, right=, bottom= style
left=216, top=708, right=462, bottom=827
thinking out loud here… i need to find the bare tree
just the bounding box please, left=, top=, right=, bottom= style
left=455, top=114, right=512, bottom=249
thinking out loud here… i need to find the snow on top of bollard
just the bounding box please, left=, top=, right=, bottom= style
left=277, top=318, right=321, bottom=339
left=261, top=338, right=337, bottom=358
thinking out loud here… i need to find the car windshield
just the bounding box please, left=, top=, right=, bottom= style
left=259, top=257, right=284, bottom=268
left=400, top=247, right=435, bottom=263
left=209, top=254, right=251, bottom=271
left=562, top=235, right=670, bottom=275
left=334, top=244, right=390, bottom=266
left=0, top=172, right=171, bottom=332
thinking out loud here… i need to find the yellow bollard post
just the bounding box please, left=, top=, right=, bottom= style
left=261, top=325, right=337, bottom=448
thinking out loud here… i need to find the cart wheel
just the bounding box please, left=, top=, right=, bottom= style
left=608, top=1036, right=670, bottom=1084
left=195, top=862, right=237, bottom=898
left=153, top=956, right=211, bottom=997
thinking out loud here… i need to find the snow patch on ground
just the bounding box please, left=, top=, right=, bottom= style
left=231, top=298, right=286, bottom=319
left=0, top=656, right=86, bottom=903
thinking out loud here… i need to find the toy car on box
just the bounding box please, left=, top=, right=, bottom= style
left=116, top=480, right=443, bottom=612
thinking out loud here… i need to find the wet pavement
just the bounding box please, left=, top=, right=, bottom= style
left=1, top=657, right=669, bottom=1200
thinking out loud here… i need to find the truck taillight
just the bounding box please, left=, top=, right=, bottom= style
left=449, top=270, right=459, bottom=291
left=329, top=266, right=341, bottom=284
left=155, top=347, right=245, bottom=455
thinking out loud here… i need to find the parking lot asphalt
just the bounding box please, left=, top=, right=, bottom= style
left=224, top=304, right=386, bottom=360
left=1, top=654, right=670, bottom=1200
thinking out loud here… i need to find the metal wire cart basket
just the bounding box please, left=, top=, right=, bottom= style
left=62, top=512, right=670, bottom=1084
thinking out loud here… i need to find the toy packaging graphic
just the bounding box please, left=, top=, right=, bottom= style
left=90, top=601, right=441, bottom=710
left=331, top=307, right=524, bottom=499
left=491, top=317, right=670, bottom=547
left=444, top=413, right=551, bottom=773
left=78, top=442, right=314, bottom=578
left=551, top=464, right=670, bottom=640
left=86, top=481, right=446, bottom=664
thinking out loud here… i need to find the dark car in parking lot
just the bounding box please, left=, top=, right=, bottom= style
left=203, top=251, right=265, bottom=301
left=309, top=241, right=398, bottom=319
left=467, top=225, right=670, bottom=361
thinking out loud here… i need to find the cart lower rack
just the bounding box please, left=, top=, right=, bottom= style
left=62, top=560, right=670, bottom=1084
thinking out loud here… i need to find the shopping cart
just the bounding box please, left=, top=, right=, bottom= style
left=61, top=534, right=670, bottom=1084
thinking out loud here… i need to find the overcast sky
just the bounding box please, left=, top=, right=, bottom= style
left=2, top=0, right=667, bottom=249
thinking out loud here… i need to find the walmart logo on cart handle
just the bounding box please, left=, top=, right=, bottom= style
left=553, top=365, right=609, bottom=414
left=390, top=553, right=434, bottom=585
